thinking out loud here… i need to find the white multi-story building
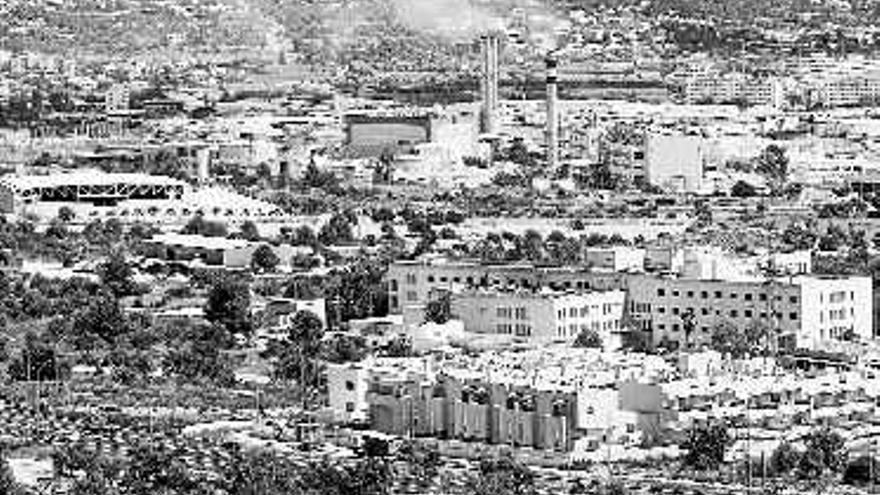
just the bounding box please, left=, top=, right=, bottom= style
left=627, top=274, right=873, bottom=351
left=451, top=289, right=627, bottom=347
left=818, top=74, right=880, bottom=107
left=683, top=70, right=784, bottom=108
left=584, top=246, right=646, bottom=272
left=385, top=259, right=629, bottom=314
left=105, top=83, right=130, bottom=112
left=325, top=362, right=372, bottom=423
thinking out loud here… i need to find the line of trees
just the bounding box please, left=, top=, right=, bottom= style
left=680, top=423, right=874, bottom=488
left=48, top=437, right=545, bottom=495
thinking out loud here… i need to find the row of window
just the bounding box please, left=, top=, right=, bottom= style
left=557, top=303, right=618, bottom=320
left=657, top=323, right=712, bottom=334
left=824, top=326, right=855, bottom=340
left=656, top=288, right=797, bottom=304
left=396, top=273, right=610, bottom=292
left=556, top=320, right=619, bottom=337
left=496, top=323, right=532, bottom=336
left=825, top=308, right=854, bottom=322
left=497, top=307, right=528, bottom=320
left=827, top=291, right=852, bottom=304
left=655, top=306, right=798, bottom=321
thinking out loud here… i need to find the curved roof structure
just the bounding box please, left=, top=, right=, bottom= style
left=0, top=170, right=187, bottom=194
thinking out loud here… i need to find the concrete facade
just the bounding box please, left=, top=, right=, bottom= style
left=450, top=289, right=627, bottom=346
left=386, top=260, right=629, bottom=314
left=627, top=274, right=872, bottom=351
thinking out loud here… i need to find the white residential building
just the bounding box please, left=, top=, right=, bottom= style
left=451, top=289, right=627, bottom=347
left=584, top=246, right=646, bottom=272
left=627, top=274, right=873, bottom=351
left=325, top=362, right=372, bottom=423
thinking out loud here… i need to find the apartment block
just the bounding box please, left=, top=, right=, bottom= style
left=326, top=362, right=371, bottom=423
left=365, top=369, right=594, bottom=453
left=386, top=259, right=629, bottom=313
left=627, top=274, right=872, bottom=351
left=450, top=289, right=627, bottom=346
left=320, top=346, right=688, bottom=451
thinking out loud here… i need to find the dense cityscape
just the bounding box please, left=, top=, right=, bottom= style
left=3, top=0, right=880, bottom=494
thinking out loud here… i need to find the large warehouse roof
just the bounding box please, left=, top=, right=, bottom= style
left=0, top=170, right=187, bottom=192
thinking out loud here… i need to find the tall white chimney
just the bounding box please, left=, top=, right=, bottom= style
left=480, top=34, right=500, bottom=135
left=546, top=53, right=559, bottom=169
left=196, top=147, right=210, bottom=183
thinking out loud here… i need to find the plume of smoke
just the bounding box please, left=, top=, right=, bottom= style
left=388, top=0, right=506, bottom=41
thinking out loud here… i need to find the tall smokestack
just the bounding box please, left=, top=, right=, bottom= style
left=480, top=34, right=500, bottom=134
left=546, top=52, right=559, bottom=170
left=196, top=147, right=210, bottom=184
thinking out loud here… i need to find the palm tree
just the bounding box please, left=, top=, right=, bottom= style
left=681, top=308, right=697, bottom=350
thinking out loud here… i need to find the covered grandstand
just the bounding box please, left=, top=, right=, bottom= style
left=0, top=170, right=283, bottom=225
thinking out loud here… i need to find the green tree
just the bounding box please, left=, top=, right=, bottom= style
left=694, top=200, right=712, bottom=226
left=329, top=258, right=389, bottom=325
left=289, top=225, right=317, bottom=247
left=71, top=292, right=131, bottom=348
left=274, top=310, right=325, bottom=400
left=756, top=144, right=789, bottom=194
left=745, top=321, right=776, bottom=357
left=251, top=245, right=280, bottom=273
left=710, top=320, right=750, bottom=358
left=396, top=440, right=441, bottom=492
left=302, top=161, right=338, bottom=190
left=98, top=250, right=139, bottom=298
left=781, top=222, right=818, bottom=250
left=122, top=442, right=199, bottom=495
left=681, top=422, right=731, bottom=471
left=469, top=455, right=536, bottom=495
left=731, top=180, right=757, bottom=198
left=164, top=324, right=235, bottom=385
left=381, top=335, right=412, bottom=358
left=57, top=206, right=75, bottom=223
left=319, top=212, right=356, bottom=245
left=769, top=441, right=801, bottom=477
left=71, top=471, right=118, bottom=495
left=183, top=215, right=228, bottom=237
left=322, top=333, right=367, bottom=364
left=290, top=253, right=319, bottom=272
left=239, top=220, right=261, bottom=242
left=224, top=448, right=299, bottom=495
left=518, top=230, right=544, bottom=262
left=798, top=428, right=846, bottom=479
left=505, top=138, right=535, bottom=167
left=424, top=291, right=452, bottom=324
left=204, top=277, right=252, bottom=337
left=8, top=331, right=58, bottom=381
left=843, top=455, right=879, bottom=486
left=573, top=328, right=603, bottom=348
